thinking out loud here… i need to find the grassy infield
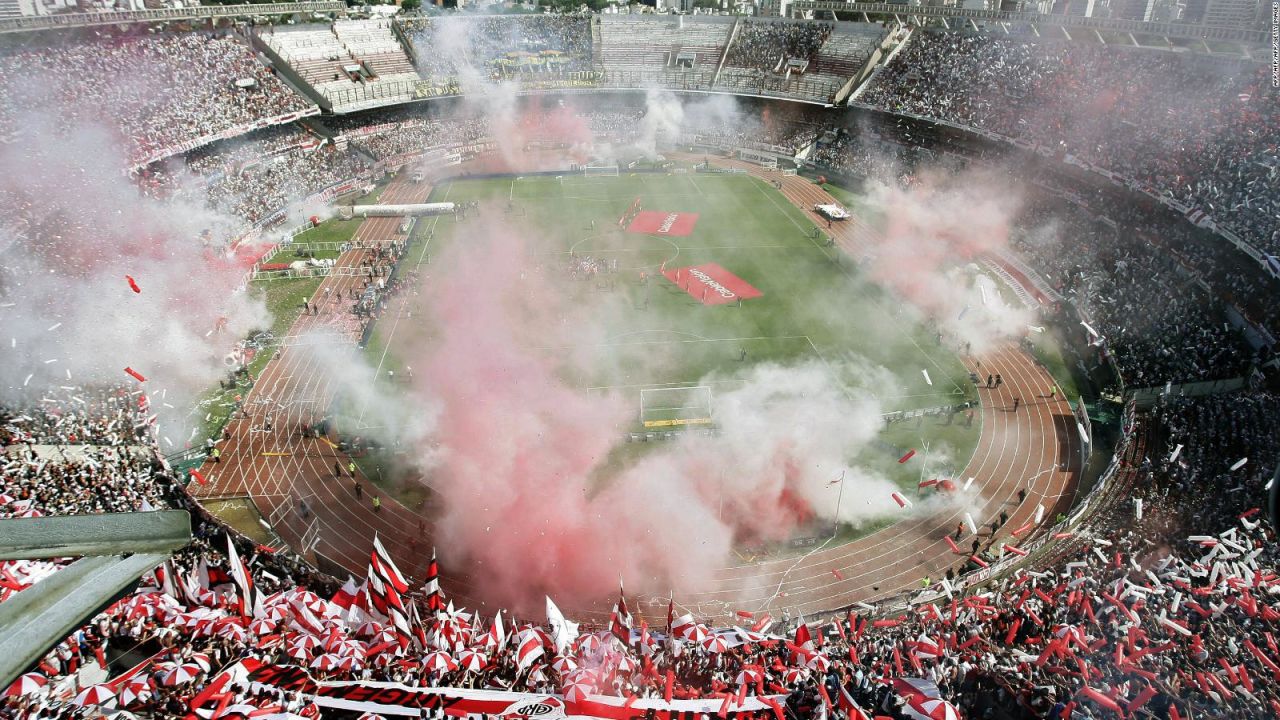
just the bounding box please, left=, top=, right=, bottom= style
left=210, top=171, right=1081, bottom=549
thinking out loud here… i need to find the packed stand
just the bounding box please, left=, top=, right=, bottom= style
left=1154, top=390, right=1280, bottom=515
left=0, top=385, right=154, bottom=447
left=5, top=394, right=1280, bottom=720
left=1011, top=195, right=1257, bottom=387
left=0, top=385, right=171, bottom=520
left=0, top=30, right=314, bottom=165
left=346, top=117, right=490, bottom=162
left=861, top=31, right=1280, bottom=256
left=405, top=15, right=594, bottom=82
left=725, top=20, right=832, bottom=72
left=141, top=126, right=371, bottom=227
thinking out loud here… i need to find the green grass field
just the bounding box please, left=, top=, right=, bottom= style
left=363, top=172, right=980, bottom=502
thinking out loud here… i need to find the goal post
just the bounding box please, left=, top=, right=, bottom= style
left=584, top=162, right=620, bottom=177
left=639, top=386, right=713, bottom=428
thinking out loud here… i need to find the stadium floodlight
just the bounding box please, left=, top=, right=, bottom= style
left=639, top=386, right=713, bottom=428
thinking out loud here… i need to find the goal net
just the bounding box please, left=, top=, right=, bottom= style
left=584, top=162, right=620, bottom=177
left=639, top=386, right=713, bottom=428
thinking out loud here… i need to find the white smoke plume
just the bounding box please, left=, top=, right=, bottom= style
left=0, top=110, right=270, bottom=439
left=858, top=164, right=1033, bottom=352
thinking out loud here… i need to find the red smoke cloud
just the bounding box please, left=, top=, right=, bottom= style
left=404, top=216, right=897, bottom=614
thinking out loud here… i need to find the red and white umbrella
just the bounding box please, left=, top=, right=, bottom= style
left=906, top=698, right=961, bottom=720
left=682, top=624, right=710, bottom=643
left=358, top=714, right=388, bottom=720
left=734, top=668, right=762, bottom=686
left=355, top=621, right=385, bottom=638
left=119, top=676, right=154, bottom=706
left=188, top=652, right=213, bottom=673
left=289, top=589, right=326, bottom=613
left=5, top=673, right=46, bottom=697
left=332, top=639, right=366, bottom=659
left=783, top=668, right=809, bottom=684
left=73, top=684, right=117, bottom=707
left=562, top=678, right=594, bottom=703
left=288, top=636, right=322, bottom=660
left=262, top=605, right=290, bottom=623
left=422, top=651, right=457, bottom=673
left=805, top=654, right=830, bottom=673
left=162, top=663, right=204, bottom=686
left=700, top=634, right=729, bottom=653
left=248, top=618, right=277, bottom=635
left=217, top=623, right=249, bottom=643
left=335, top=655, right=364, bottom=672
left=573, top=634, right=601, bottom=657
left=310, top=654, right=343, bottom=671
left=371, top=628, right=400, bottom=646
left=551, top=656, right=578, bottom=674
left=458, top=650, right=488, bottom=673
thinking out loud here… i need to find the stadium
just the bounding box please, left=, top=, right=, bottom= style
left=0, top=3, right=1276, bottom=719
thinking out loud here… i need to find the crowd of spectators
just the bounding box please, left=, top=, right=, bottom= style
left=346, top=116, right=490, bottom=161
left=1, top=445, right=169, bottom=519
left=6, top=30, right=1280, bottom=716
left=140, top=126, right=370, bottom=227
left=1154, top=390, right=1280, bottom=518
left=0, top=385, right=171, bottom=521
left=803, top=113, right=1268, bottom=388
left=860, top=31, right=1280, bottom=257
left=725, top=20, right=832, bottom=72
left=0, top=30, right=314, bottom=165
left=1010, top=194, right=1257, bottom=388
left=405, top=15, right=594, bottom=81
left=0, top=385, right=150, bottom=447
left=4, top=385, right=1280, bottom=720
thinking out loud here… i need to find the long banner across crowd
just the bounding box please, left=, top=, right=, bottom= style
left=244, top=663, right=783, bottom=719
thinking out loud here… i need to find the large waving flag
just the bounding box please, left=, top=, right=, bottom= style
left=610, top=581, right=633, bottom=643
left=515, top=628, right=545, bottom=671
left=794, top=617, right=814, bottom=652
left=225, top=535, right=258, bottom=618
left=366, top=534, right=413, bottom=639
left=545, top=596, right=579, bottom=655
left=424, top=548, right=444, bottom=613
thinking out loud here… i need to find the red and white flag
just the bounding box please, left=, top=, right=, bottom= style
left=610, top=581, right=633, bottom=643
left=515, top=629, right=545, bottom=671
left=423, top=548, right=444, bottom=613
left=837, top=686, right=872, bottom=720
left=225, top=535, right=258, bottom=618
left=671, top=612, right=695, bottom=639
left=366, top=534, right=413, bottom=639
left=794, top=618, right=815, bottom=652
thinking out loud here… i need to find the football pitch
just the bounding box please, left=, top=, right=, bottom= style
left=362, top=171, right=980, bottom=494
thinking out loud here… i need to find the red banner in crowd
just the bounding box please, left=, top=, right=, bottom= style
left=245, top=664, right=782, bottom=719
